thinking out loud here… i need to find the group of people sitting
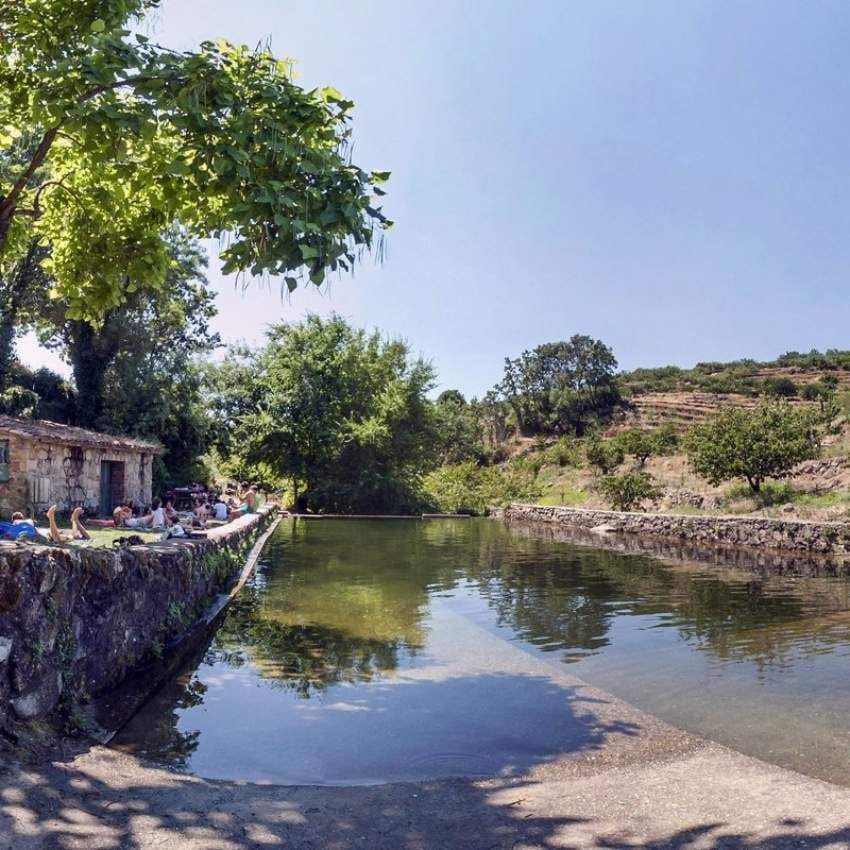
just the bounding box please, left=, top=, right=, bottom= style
left=112, top=486, right=258, bottom=533
left=0, top=484, right=260, bottom=545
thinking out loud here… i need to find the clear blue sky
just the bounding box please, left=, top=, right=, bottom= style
left=18, top=0, right=850, bottom=396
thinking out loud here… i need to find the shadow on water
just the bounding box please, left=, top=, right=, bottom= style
left=112, top=658, right=640, bottom=783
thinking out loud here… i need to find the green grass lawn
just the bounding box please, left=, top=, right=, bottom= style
left=41, top=524, right=164, bottom=549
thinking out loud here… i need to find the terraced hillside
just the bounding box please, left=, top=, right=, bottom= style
left=624, top=391, right=807, bottom=428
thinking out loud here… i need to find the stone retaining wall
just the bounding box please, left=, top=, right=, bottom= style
left=504, top=504, right=850, bottom=555
left=0, top=508, right=275, bottom=730
left=505, top=518, right=850, bottom=576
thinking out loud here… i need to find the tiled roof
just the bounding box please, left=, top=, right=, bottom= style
left=0, top=416, right=165, bottom=454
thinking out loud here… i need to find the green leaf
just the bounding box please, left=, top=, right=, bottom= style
left=370, top=171, right=391, bottom=184
left=285, top=276, right=298, bottom=292
left=300, top=245, right=320, bottom=260
left=90, top=18, right=106, bottom=32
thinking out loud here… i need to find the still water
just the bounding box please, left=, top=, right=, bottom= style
left=112, top=518, right=850, bottom=785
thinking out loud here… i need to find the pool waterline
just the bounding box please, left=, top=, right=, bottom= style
left=111, top=517, right=850, bottom=786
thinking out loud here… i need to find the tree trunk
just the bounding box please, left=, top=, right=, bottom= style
left=67, top=318, right=122, bottom=428
left=0, top=304, right=16, bottom=393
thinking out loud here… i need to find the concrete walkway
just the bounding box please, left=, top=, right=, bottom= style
left=3, top=732, right=850, bottom=849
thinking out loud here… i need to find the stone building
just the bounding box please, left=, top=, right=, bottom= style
left=0, top=416, right=164, bottom=519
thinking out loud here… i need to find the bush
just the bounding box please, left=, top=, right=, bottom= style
left=598, top=471, right=661, bottom=511
left=544, top=437, right=581, bottom=468
left=763, top=376, right=798, bottom=398
left=423, top=461, right=541, bottom=515
left=585, top=436, right=624, bottom=475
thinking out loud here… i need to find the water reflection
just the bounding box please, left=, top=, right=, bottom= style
left=209, top=583, right=406, bottom=698
left=112, top=518, right=850, bottom=785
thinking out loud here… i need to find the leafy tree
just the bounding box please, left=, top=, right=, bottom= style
left=475, top=390, right=512, bottom=452
left=498, top=335, right=621, bottom=436
left=0, top=241, right=48, bottom=390
left=433, top=390, right=483, bottom=465
left=232, top=315, right=439, bottom=513
left=598, top=470, right=661, bottom=512
left=0, top=0, right=390, bottom=320
left=685, top=402, right=826, bottom=494
left=35, top=230, right=218, bottom=429
left=8, top=363, right=75, bottom=421
left=585, top=435, right=624, bottom=475
left=615, top=429, right=656, bottom=466
left=616, top=425, right=679, bottom=467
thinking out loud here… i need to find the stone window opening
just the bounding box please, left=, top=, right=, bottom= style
left=0, top=440, right=8, bottom=482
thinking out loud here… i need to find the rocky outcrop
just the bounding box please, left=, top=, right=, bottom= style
left=0, top=508, right=274, bottom=730
left=504, top=504, right=850, bottom=555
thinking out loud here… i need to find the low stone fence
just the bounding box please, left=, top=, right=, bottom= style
left=504, top=504, right=850, bottom=555
left=0, top=507, right=275, bottom=731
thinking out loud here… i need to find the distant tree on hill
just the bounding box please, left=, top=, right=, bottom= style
left=498, top=335, right=621, bottom=436
left=684, top=401, right=827, bottom=494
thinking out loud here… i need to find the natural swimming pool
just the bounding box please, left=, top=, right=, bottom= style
left=112, top=518, right=850, bottom=786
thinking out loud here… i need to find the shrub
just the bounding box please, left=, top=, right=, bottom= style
left=598, top=471, right=661, bottom=511
left=423, top=461, right=541, bottom=515
left=585, top=436, right=624, bottom=475
left=544, top=437, right=581, bottom=468
left=763, top=376, right=798, bottom=398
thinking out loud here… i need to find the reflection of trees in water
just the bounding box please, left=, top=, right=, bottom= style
left=114, top=671, right=206, bottom=768
left=213, top=519, right=850, bottom=696
left=209, top=584, right=404, bottom=697
left=498, top=521, right=850, bottom=670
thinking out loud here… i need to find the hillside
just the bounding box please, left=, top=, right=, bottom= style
left=513, top=351, right=850, bottom=523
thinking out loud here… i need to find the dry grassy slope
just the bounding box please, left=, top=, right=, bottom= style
left=521, top=371, right=850, bottom=521
left=621, top=366, right=850, bottom=428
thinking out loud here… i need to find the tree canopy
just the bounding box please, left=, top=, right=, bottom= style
left=226, top=315, right=439, bottom=513
left=0, top=0, right=390, bottom=320
left=685, top=401, right=828, bottom=494
left=498, top=335, right=621, bottom=436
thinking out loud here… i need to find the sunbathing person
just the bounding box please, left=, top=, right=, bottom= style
left=228, top=487, right=258, bottom=520
left=46, top=505, right=91, bottom=543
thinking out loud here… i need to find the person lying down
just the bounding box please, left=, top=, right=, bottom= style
left=45, top=505, right=91, bottom=543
